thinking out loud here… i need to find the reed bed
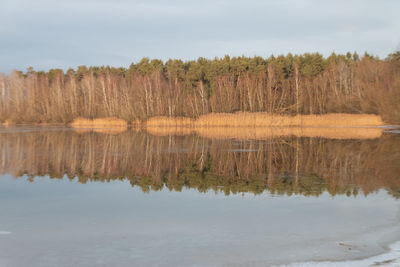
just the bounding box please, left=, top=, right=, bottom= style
left=291, top=113, right=383, bottom=127
left=70, top=117, right=128, bottom=128
left=145, top=113, right=383, bottom=127
left=144, top=113, right=384, bottom=139
left=198, top=113, right=382, bottom=127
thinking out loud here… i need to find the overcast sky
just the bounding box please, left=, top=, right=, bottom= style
left=0, top=0, right=399, bottom=72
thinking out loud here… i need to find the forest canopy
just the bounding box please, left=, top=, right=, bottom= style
left=0, top=52, right=399, bottom=124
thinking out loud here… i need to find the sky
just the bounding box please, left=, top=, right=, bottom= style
left=0, top=0, right=399, bottom=73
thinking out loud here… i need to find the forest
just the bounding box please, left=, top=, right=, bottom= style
left=0, top=51, right=399, bottom=124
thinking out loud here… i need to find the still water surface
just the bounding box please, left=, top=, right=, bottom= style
left=0, top=128, right=399, bottom=266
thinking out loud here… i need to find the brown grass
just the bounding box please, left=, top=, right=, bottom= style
left=70, top=117, right=128, bottom=128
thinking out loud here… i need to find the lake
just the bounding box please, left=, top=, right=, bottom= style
left=0, top=127, right=399, bottom=266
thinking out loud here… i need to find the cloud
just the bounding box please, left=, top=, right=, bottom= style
left=0, top=0, right=399, bottom=72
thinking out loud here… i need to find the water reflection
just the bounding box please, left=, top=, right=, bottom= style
left=0, top=128, right=399, bottom=197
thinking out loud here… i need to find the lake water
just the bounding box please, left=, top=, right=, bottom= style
left=0, top=127, right=399, bottom=266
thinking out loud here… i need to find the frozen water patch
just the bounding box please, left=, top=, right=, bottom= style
left=282, top=241, right=400, bottom=267
left=0, top=231, right=11, bottom=235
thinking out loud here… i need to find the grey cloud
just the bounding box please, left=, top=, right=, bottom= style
left=0, top=0, right=399, bottom=72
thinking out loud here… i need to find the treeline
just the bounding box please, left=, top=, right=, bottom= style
left=1, top=130, right=399, bottom=197
left=1, top=51, right=400, bottom=124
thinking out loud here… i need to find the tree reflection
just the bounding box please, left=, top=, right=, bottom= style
left=0, top=129, right=399, bottom=197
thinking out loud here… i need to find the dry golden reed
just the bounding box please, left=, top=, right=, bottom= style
left=70, top=117, right=128, bottom=128
left=198, top=112, right=382, bottom=127
left=68, top=113, right=384, bottom=139
left=144, top=112, right=384, bottom=140
left=145, top=112, right=383, bottom=127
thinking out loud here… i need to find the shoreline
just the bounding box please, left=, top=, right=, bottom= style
left=145, top=125, right=385, bottom=139
left=285, top=239, right=400, bottom=266
left=243, top=202, right=400, bottom=266
left=1, top=124, right=396, bottom=139
left=2, top=113, right=385, bottom=128
left=1, top=113, right=391, bottom=140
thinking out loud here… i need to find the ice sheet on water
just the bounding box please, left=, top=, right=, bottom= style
left=283, top=241, right=400, bottom=267
left=0, top=231, right=11, bottom=235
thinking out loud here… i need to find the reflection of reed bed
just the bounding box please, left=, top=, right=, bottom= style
left=92, top=128, right=127, bottom=134
left=146, top=126, right=383, bottom=140
left=0, top=130, right=399, bottom=196
left=146, top=116, right=194, bottom=127
left=72, top=128, right=128, bottom=134
left=146, top=127, right=194, bottom=136
left=145, top=113, right=383, bottom=127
